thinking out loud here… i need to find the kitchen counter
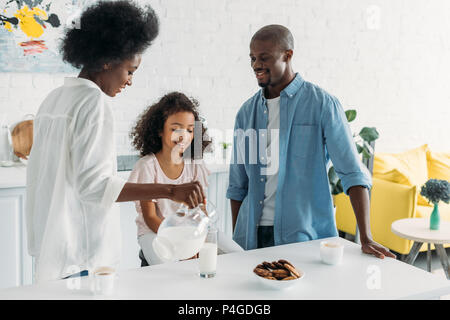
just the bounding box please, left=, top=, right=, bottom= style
left=0, top=160, right=229, bottom=189
left=0, top=162, right=27, bottom=188
left=1, top=237, right=449, bottom=300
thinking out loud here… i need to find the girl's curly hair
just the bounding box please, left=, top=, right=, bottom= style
left=61, top=0, right=159, bottom=72
left=131, top=92, right=212, bottom=159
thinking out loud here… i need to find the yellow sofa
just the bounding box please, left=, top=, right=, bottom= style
left=335, top=145, right=450, bottom=255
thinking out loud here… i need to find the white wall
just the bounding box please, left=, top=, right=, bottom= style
left=1, top=0, right=449, bottom=155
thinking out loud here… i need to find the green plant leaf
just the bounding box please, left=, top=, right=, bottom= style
left=363, top=140, right=374, bottom=155
left=331, top=179, right=344, bottom=195
left=328, top=166, right=339, bottom=184
left=359, top=127, right=379, bottom=142
left=362, top=146, right=371, bottom=160
left=328, top=166, right=344, bottom=195
left=345, top=110, right=357, bottom=122
left=356, top=142, right=363, bottom=154
left=221, top=142, right=231, bottom=149
left=334, top=180, right=344, bottom=195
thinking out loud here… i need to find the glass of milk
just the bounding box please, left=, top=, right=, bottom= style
left=198, top=226, right=218, bottom=278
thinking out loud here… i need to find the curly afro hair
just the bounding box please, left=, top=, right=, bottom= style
left=131, top=92, right=212, bottom=159
left=61, top=0, right=159, bottom=72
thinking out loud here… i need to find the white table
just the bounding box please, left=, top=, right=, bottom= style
left=1, top=237, right=449, bottom=300
left=391, top=218, right=450, bottom=280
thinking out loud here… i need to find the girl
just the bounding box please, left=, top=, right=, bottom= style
left=129, top=92, right=213, bottom=265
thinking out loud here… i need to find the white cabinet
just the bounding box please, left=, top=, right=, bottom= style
left=0, top=188, right=33, bottom=289
left=118, top=201, right=141, bottom=270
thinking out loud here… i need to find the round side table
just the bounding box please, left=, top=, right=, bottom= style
left=391, top=218, right=450, bottom=280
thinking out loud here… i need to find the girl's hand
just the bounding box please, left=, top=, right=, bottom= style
left=14, top=151, right=28, bottom=160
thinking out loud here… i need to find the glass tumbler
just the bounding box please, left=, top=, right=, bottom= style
left=198, top=227, right=218, bottom=278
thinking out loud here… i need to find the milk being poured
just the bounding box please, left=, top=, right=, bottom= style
left=157, top=226, right=207, bottom=260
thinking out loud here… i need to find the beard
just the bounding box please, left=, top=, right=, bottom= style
left=257, top=80, right=270, bottom=88
left=255, top=69, right=271, bottom=87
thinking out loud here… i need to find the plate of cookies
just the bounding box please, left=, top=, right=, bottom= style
left=253, top=259, right=304, bottom=290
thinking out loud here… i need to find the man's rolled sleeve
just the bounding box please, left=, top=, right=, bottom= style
left=340, top=171, right=372, bottom=196
left=322, top=95, right=372, bottom=196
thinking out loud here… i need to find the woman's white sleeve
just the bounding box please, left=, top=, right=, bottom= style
left=70, top=93, right=126, bottom=209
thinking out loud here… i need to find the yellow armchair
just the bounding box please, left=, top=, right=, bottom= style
left=335, top=177, right=417, bottom=254
left=336, top=145, right=450, bottom=255
left=335, top=177, right=450, bottom=255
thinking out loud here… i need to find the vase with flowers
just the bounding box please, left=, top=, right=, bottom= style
left=420, top=179, right=450, bottom=230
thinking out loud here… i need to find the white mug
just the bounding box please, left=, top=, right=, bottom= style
left=90, top=266, right=116, bottom=296
left=320, top=241, right=344, bottom=265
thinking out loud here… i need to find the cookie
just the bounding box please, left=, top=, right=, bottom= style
left=255, top=259, right=301, bottom=281
left=272, top=261, right=285, bottom=269
left=254, top=267, right=272, bottom=277
left=272, top=269, right=290, bottom=278
left=262, top=261, right=276, bottom=269
left=278, top=259, right=293, bottom=267
left=284, top=263, right=301, bottom=278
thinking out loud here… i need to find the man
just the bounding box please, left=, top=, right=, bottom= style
left=226, top=25, right=395, bottom=259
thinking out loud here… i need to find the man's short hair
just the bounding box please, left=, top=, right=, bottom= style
left=251, top=24, right=294, bottom=51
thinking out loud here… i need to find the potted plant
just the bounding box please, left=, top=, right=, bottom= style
left=420, top=179, right=450, bottom=230
left=328, top=109, right=379, bottom=195
left=220, top=142, right=232, bottom=161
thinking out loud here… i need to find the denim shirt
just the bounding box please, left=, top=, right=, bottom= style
left=226, top=73, right=372, bottom=250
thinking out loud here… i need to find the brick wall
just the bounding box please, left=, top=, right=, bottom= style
left=1, top=0, right=449, bottom=155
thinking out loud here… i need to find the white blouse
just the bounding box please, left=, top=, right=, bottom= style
left=26, top=77, right=126, bottom=282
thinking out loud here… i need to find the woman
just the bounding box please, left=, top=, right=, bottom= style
left=26, top=0, right=205, bottom=283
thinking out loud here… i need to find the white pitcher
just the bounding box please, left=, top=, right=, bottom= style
left=152, top=202, right=217, bottom=262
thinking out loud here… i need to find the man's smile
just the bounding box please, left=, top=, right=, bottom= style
left=255, top=69, right=269, bottom=80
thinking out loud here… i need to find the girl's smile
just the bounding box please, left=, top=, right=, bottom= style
left=160, top=112, right=195, bottom=161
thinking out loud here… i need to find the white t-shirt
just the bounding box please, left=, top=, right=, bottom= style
left=26, top=77, right=126, bottom=282
left=259, top=96, right=280, bottom=226
left=127, top=153, right=210, bottom=236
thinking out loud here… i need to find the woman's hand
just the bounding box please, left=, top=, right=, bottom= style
left=170, top=180, right=206, bottom=208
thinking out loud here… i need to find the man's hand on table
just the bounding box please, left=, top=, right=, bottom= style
left=361, top=238, right=397, bottom=259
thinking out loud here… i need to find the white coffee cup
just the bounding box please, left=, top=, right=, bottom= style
left=91, top=266, right=116, bottom=296
left=320, top=241, right=344, bottom=265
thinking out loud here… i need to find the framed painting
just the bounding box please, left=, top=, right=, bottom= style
left=0, top=0, right=93, bottom=73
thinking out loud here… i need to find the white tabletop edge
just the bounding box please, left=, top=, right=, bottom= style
left=1, top=237, right=449, bottom=300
